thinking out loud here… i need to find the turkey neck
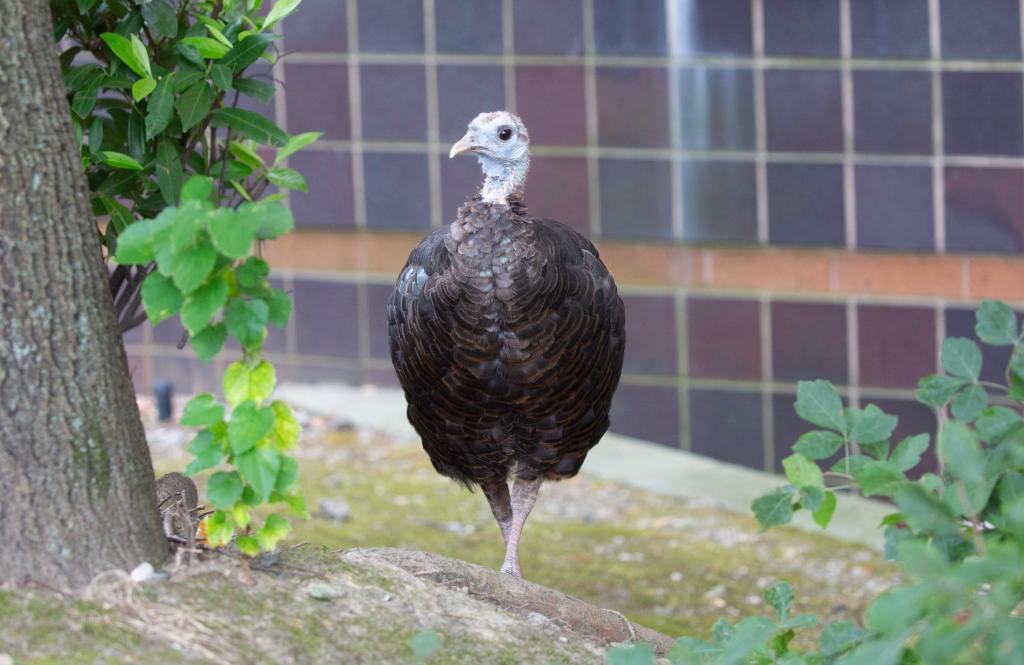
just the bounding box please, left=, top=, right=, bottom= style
left=446, top=197, right=539, bottom=309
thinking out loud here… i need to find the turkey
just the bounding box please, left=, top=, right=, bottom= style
left=387, top=111, right=625, bottom=577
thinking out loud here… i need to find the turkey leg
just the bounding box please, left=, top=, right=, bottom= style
left=500, top=477, right=542, bottom=577
left=482, top=479, right=513, bottom=543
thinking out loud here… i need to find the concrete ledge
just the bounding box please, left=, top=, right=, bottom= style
left=278, top=383, right=891, bottom=549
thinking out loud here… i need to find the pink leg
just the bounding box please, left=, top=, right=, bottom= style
left=500, top=477, right=542, bottom=577
left=482, top=480, right=513, bottom=543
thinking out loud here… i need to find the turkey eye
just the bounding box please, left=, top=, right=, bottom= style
left=497, top=127, right=513, bottom=141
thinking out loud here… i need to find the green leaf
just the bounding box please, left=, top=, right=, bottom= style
left=145, top=74, right=175, bottom=139
left=941, top=337, right=982, bottom=381
left=237, top=446, right=282, bottom=502
left=275, top=455, right=299, bottom=493
left=204, top=510, right=234, bottom=547
left=88, top=117, right=104, bottom=155
left=207, top=471, right=244, bottom=509
left=176, top=81, right=213, bottom=132
left=130, top=34, right=153, bottom=77
left=229, top=141, right=266, bottom=170
left=100, top=33, right=149, bottom=78
left=975, top=300, right=1018, bottom=345
left=76, top=0, right=98, bottom=12
left=181, top=36, right=231, bottom=59
left=270, top=400, right=300, bottom=449
left=792, top=430, right=844, bottom=460
left=819, top=620, right=870, bottom=657
left=205, top=23, right=233, bottom=47
left=181, top=275, right=229, bottom=335
left=236, top=535, right=260, bottom=556
left=191, top=323, right=227, bottom=363
left=916, top=373, right=966, bottom=408
left=866, top=586, right=929, bottom=636
left=249, top=361, right=277, bottom=403
left=847, top=404, right=898, bottom=446
left=408, top=630, right=441, bottom=663
left=853, top=461, right=907, bottom=498
left=207, top=209, right=257, bottom=258
left=606, top=643, right=655, bottom=665
left=114, top=211, right=174, bottom=264
left=257, top=513, right=291, bottom=550
left=141, top=0, right=178, bottom=39
left=99, top=151, right=144, bottom=171
left=275, top=131, right=323, bottom=164
left=812, top=490, right=837, bottom=528
left=939, top=421, right=985, bottom=485
left=140, top=272, right=182, bottom=324
left=185, top=430, right=222, bottom=475
left=127, top=111, right=145, bottom=157
left=752, top=486, right=795, bottom=529
left=228, top=402, right=275, bottom=455
left=211, top=63, right=233, bottom=92
left=155, top=139, right=183, bottom=206
left=794, top=380, right=846, bottom=434
left=224, top=361, right=249, bottom=408
left=783, top=453, right=824, bottom=490
left=975, top=406, right=1020, bottom=443
left=168, top=240, right=217, bottom=294
left=131, top=77, right=157, bottom=101
left=224, top=298, right=269, bottom=348
left=894, top=484, right=958, bottom=535
left=181, top=175, right=214, bottom=202
left=950, top=383, right=987, bottom=422
left=211, top=108, right=288, bottom=146
left=720, top=617, right=776, bottom=665
left=223, top=33, right=276, bottom=73
left=181, top=393, right=225, bottom=427
left=266, top=167, right=308, bottom=191
left=263, top=0, right=303, bottom=29
left=266, top=288, right=293, bottom=326
left=765, top=582, right=794, bottom=621
left=233, top=77, right=275, bottom=102
left=236, top=257, right=270, bottom=289
left=244, top=202, right=294, bottom=239
left=889, top=434, right=929, bottom=471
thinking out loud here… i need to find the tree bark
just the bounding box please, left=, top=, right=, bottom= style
left=0, top=0, right=167, bottom=587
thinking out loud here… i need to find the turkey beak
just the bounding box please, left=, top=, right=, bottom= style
left=449, top=134, right=478, bottom=159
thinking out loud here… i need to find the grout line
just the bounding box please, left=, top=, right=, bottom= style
left=846, top=298, right=860, bottom=409
left=840, top=0, right=857, bottom=249
left=502, top=0, right=517, bottom=110
left=752, top=0, right=769, bottom=244
left=283, top=273, right=298, bottom=355
left=346, top=0, right=367, bottom=229
left=424, top=0, right=442, bottom=229
left=929, top=0, right=946, bottom=252
left=582, top=0, right=601, bottom=236
left=760, top=295, right=775, bottom=471
left=666, top=0, right=684, bottom=241
left=675, top=293, right=690, bottom=451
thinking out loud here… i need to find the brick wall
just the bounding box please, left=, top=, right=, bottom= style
left=126, top=0, right=1024, bottom=474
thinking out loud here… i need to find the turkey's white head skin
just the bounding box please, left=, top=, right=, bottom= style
left=449, top=111, right=530, bottom=207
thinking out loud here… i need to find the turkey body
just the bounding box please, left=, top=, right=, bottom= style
left=387, top=195, right=625, bottom=488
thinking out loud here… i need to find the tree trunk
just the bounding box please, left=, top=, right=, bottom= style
left=0, top=0, right=167, bottom=587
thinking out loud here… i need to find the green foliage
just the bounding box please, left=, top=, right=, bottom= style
left=55, top=0, right=320, bottom=553
left=656, top=300, right=1024, bottom=665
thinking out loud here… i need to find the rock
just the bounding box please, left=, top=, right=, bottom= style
left=0, top=654, right=13, bottom=665
left=317, top=497, right=351, bottom=521
left=527, top=612, right=549, bottom=624
left=307, top=582, right=341, bottom=601
left=130, top=562, right=155, bottom=583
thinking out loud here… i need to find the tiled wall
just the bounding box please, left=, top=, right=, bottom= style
left=126, top=0, right=1024, bottom=474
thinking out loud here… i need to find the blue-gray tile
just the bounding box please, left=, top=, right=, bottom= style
left=771, top=300, right=848, bottom=384
left=436, top=0, right=503, bottom=53
left=235, top=61, right=276, bottom=121
left=856, top=165, right=934, bottom=252
left=854, top=70, right=931, bottom=155
left=689, top=389, right=765, bottom=470
left=514, top=0, right=583, bottom=56
left=682, top=160, right=757, bottom=244
left=152, top=354, right=194, bottom=396
left=598, top=158, right=673, bottom=242
left=767, top=163, right=845, bottom=247
left=945, top=167, right=1024, bottom=253
left=765, top=69, right=842, bottom=153
left=516, top=66, right=587, bottom=145
left=609, top=383, right=679, bottom=448
left=282, top=0, right=347, bottom=52
left=945, top=306, right=1022, bottom=384
left=441, top=155, right=482, bottom=222
left=437, top=65, right=505, bottom=142
left=673, top=0, right=752, bottom=56
left=942, top=72, right=1024, bottom=156
left=679, top=67, right=755, bottom=151
left=527, top=156, right=590, bottom=234
left=360, top=64, right=427, bottom=141
left=687, top=297, right=762, bottom=381
left=859, top=305, right=936, bottom=390
left=941, top=0, right=1021, bottom=61
left=596, top=67, right=669, bottom=148
left=622, top=294, right=677, bottom=376
left=364, top=152, right=432, bottom=232
left=293, top=279, right=360, bottom=358
left=851, top=0, right=930, bottom=59
left=593, top=0, right=666, bottom=56
left=288, top=149, right=355, bottom=230
left=366, top=282, right=394, bottom=360
left=764, top=0, right=840, bottom=57
left=358, top=0, right=424, bottom=52
left=283, top=63, right=350, bottom=140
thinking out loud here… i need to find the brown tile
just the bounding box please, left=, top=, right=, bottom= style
left=708, top=248, right=833, bottom=293
left=263, top=231, right=424, bottom=276
left=599, top=244, right=698, bottom=288
left=837, top=254, right=963, bottom=298
left=967, top=256, right=1024, bottom=301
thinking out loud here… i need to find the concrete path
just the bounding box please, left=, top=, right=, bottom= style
left=277, top=383, right=891, bottom=549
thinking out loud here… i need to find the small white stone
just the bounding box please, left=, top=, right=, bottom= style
left=130, top=561, right=155, bottom=582
left=317, top=497, right=352, bottom=521
left=527, top=612, right=549, bottom=624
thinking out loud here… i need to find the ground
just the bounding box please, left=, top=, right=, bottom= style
left=0, top=398, right=900, bottom=663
